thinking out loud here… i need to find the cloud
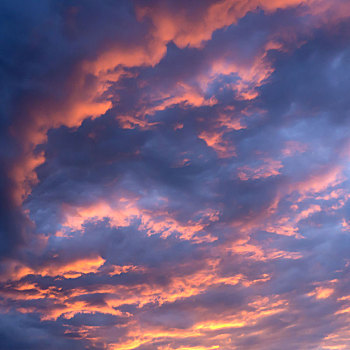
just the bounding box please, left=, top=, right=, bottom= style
left=2, top=0, right=350, bottom=349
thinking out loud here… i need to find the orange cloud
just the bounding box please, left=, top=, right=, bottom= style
left=238, top=158, right=283, bottom=181
left=61, top=199, right=217, bottom=242
left=136, top=0, right=310, bottom=50
left=199, top=130, right=236, bottom=158
left=228, top=238, right=302, bottom=261
left=294, top=166, right=345, bottom=197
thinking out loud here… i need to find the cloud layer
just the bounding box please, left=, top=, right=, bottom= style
left=1, top=0, right=350, bottom=349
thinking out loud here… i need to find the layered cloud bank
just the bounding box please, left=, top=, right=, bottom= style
left=1, top=0, right=350, bottom=349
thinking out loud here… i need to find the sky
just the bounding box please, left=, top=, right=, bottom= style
left=1, top=0, right=350, bottom=349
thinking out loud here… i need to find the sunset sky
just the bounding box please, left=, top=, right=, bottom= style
left=1, top=1, right=350, bottom=349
